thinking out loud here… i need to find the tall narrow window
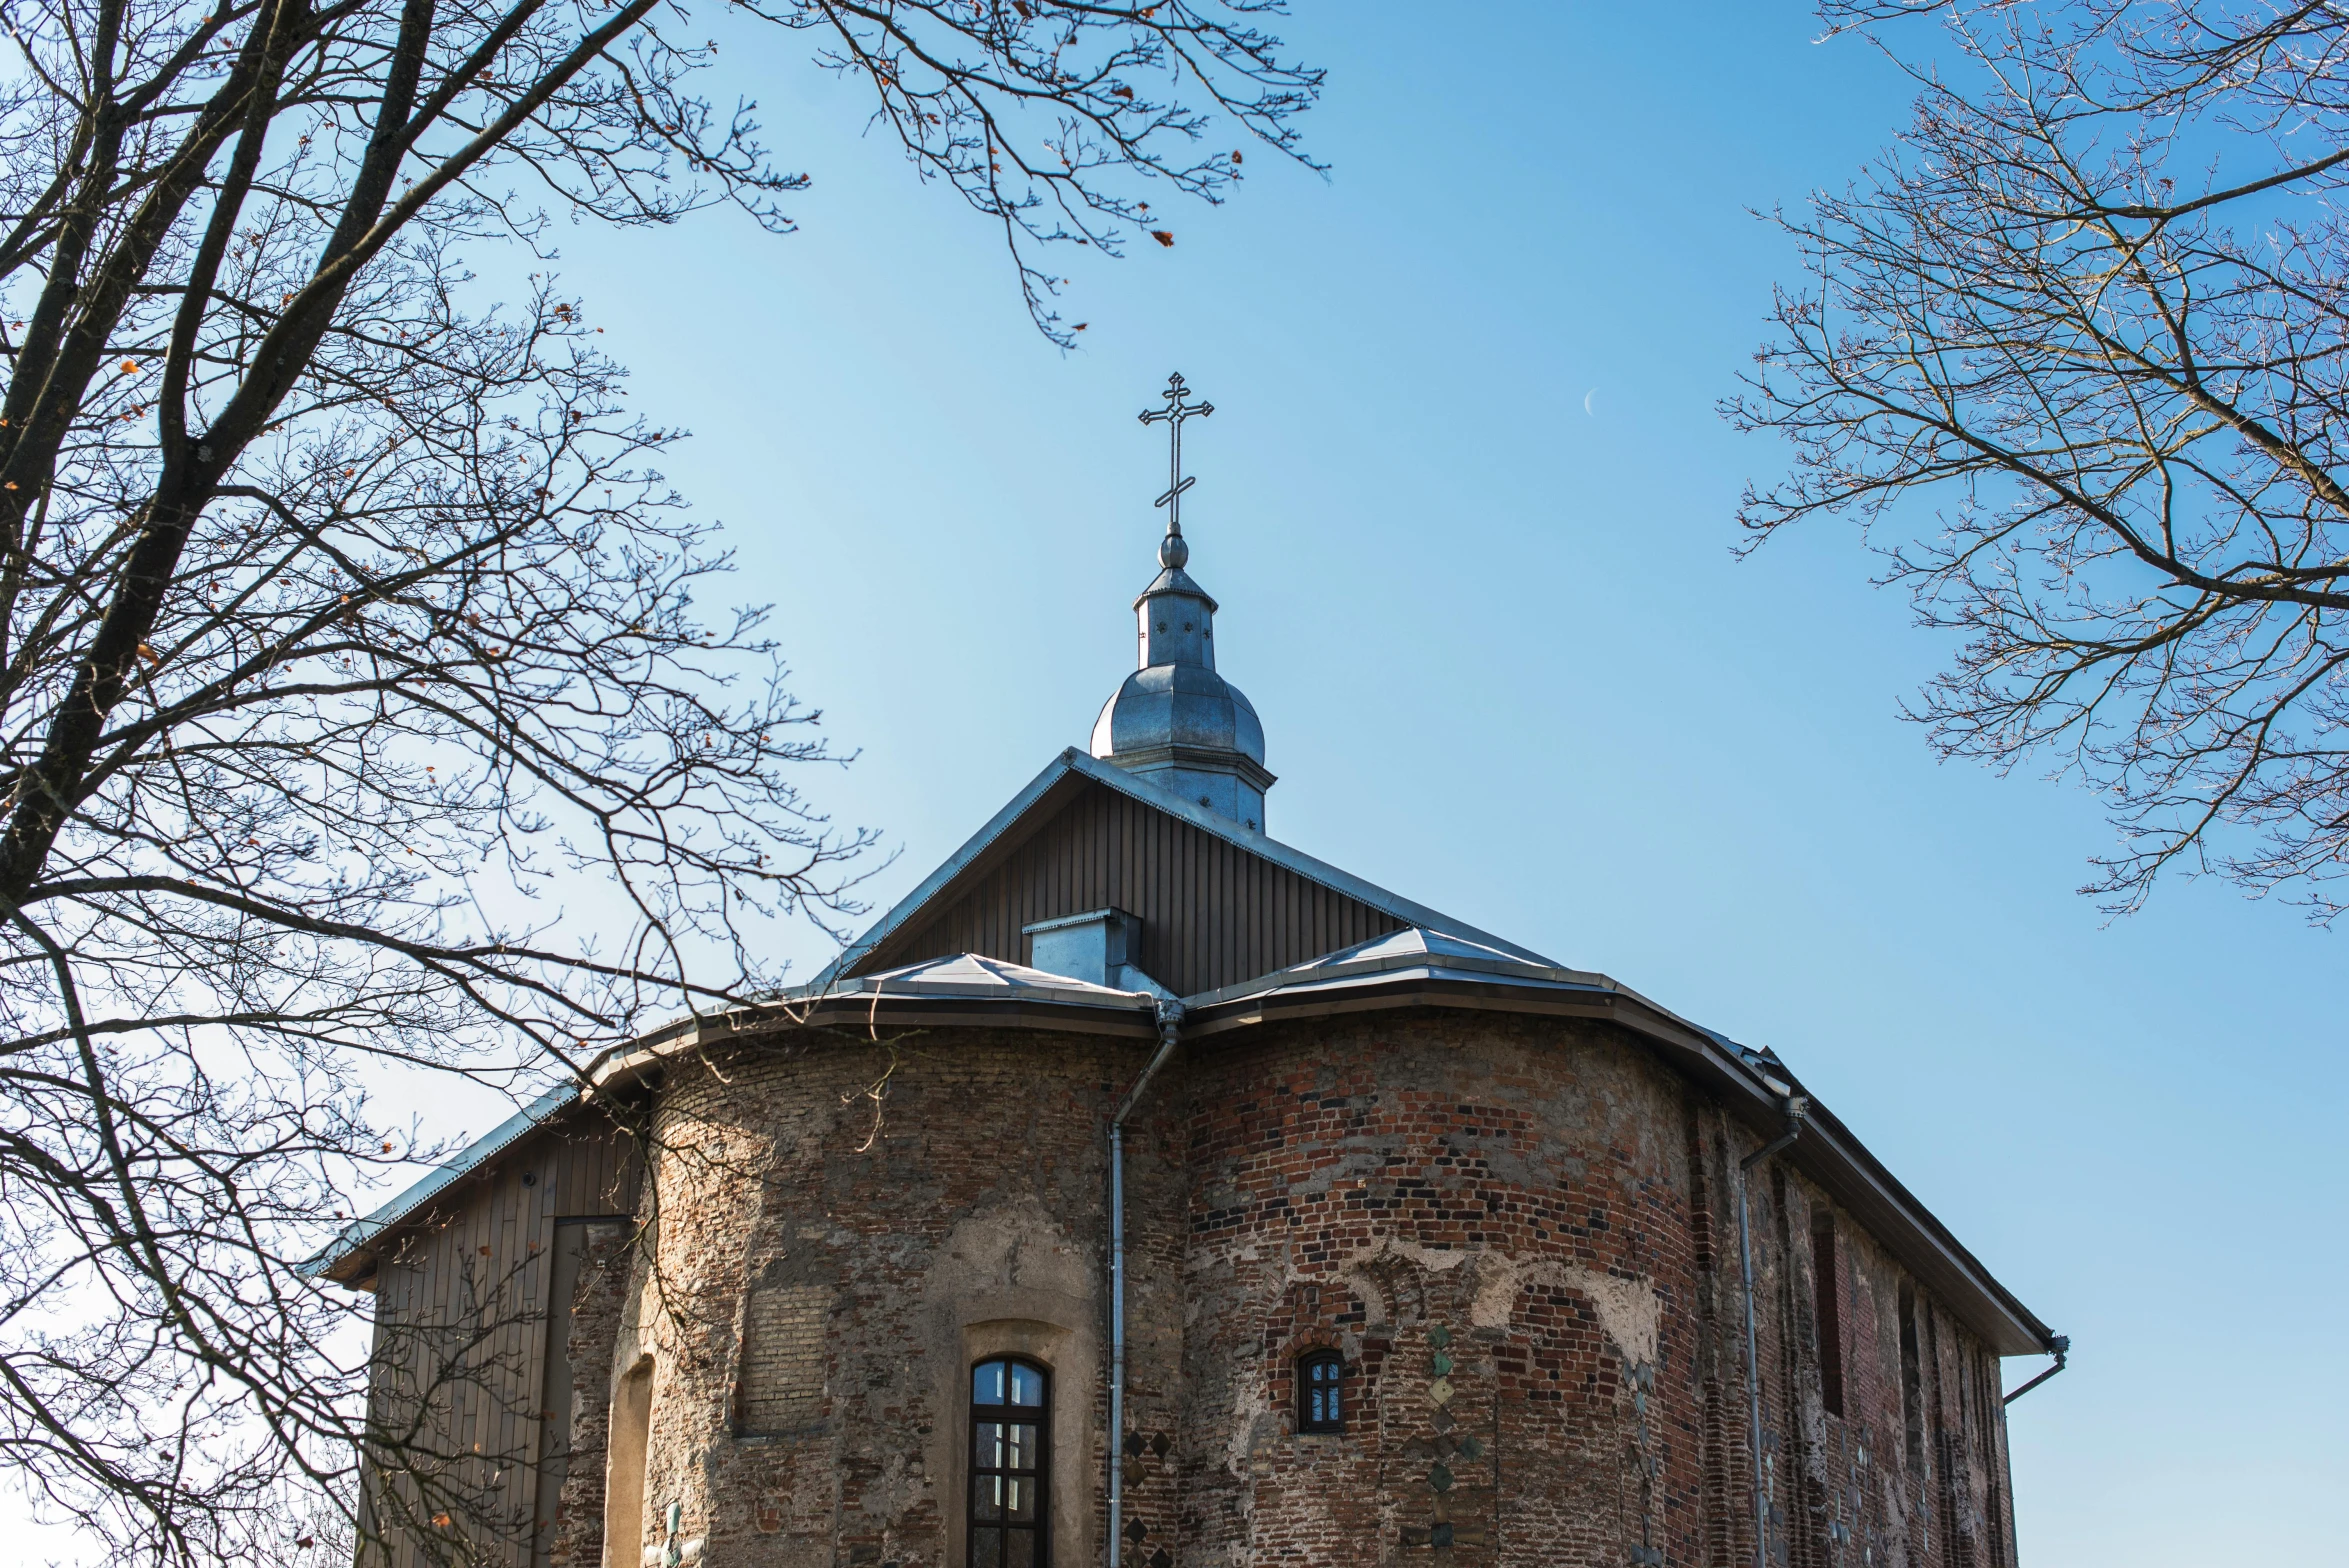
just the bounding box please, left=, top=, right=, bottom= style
left=1296, top=1350, right=1345, bottom=1434
left=970, top=1357, right=1049, bottom=1568
left=1811, top=1209, right=1845, bottom=1418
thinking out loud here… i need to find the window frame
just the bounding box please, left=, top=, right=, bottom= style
left=1295, top=1348, right=1346, bottom=1435
left=968, top=1355, right=1052, bottom=1568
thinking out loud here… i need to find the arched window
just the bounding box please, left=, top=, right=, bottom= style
left=970, top=1356, right=1049, bottom=1568
left=1297, top=1349, right=1345, bottom=1434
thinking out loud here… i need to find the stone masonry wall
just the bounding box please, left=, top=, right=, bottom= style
left=1169, top=1012, right=1697, bottom=1568
left=1163, top=1010, right=2018, bottom=1568
left=616, top=1025, right=1171, bottom=1568
left=585, top=1011, right=2019, bottom=1568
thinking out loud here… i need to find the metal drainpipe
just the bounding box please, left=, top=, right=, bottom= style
left=2002, top=1335, right=2070, bottom=1404
left=1736, top=1094, right=1808, bottom=1568
left=1107, top=1000, right=1184, bottom=1568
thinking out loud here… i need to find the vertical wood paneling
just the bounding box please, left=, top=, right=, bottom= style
left=363, top=1119, right=640, bottom=1568
left=858, top=781, right=1407, bottom=996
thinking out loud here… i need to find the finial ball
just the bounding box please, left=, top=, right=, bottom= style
left=1158, top=532, right=1190, bottom=569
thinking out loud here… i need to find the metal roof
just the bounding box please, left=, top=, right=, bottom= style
left=302, top=1082, right=576, bottom=1277
left=817, top=952, right=1158, bottom=1012
left=312, top=759, right=2056, bottom=1360
left=1183, top=927, right=1617, bottom=1009
left=810, top=748, right=1555, bottom=991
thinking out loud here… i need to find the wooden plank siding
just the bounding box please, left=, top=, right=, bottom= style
left=360, top=1115, right=639, bottom=1568
left=850, top=780, right=1407, bottom=996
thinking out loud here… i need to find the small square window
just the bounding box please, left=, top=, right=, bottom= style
left=1297, top=1350, right=1345, bottom=1434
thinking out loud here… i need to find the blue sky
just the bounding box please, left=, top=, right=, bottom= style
left=489, top=3, right=2339, bottom=1562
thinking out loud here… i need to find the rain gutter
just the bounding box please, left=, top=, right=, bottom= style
left=1107, top=998, right=1184, bottom=1568
left=2002, top=1336, right=2070, bottom=1404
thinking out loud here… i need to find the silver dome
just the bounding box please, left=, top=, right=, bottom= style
left=1089, top=534, right=1275, bottom=831
left=1091, top=663, right=1266, bottom=766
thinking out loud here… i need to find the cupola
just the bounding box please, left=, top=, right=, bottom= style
left=1089, top=374, right=1276, bottom=831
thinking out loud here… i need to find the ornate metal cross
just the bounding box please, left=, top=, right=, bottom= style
left=1137, top=372, right=1213, bottom=537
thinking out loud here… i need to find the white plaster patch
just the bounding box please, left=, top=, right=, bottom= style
left=1323, top=1236, right=1661, bottom=1366
left=1221, top=1236, right=1664, bottom=1480
left=1484, top=1258, right=1662, bottom=1368
left=1328, top=1234, right=1473, bottom=1327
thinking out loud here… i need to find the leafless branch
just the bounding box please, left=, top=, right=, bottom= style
left=1733, top=0, right=2349, bottom=918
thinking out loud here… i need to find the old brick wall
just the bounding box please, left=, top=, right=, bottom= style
left=1168, top=1012, right=1703, bottom=1568
left=617, top=1026, right=1175, bottom=1568
left=1711, top=1115, right=2017, bottom=1568
left=1162, top=1010, right=2018, bottom=1568
left=546, top=1218, right=637, bottom=1568
left=739, top=1283, right=833, bottom=1434
left=496, top=1010, right=2021, bottom=1568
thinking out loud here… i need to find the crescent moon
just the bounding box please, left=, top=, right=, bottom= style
left=1583, top=388, right=1598, bottom=416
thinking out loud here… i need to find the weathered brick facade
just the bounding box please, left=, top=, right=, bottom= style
left=524, top=1008, right=2018, bottom=1568
left=342, top=756, right=2044, bottom=1568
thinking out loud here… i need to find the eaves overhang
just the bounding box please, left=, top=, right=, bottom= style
left=312, top=913, right=2056, bottom=1362
left=303, top=1080, right=582, bottom=1285
left=304, top=1012, right=700, bottom=1285
left=307, top=957, right=1162, bottom=1283
left=1174, top=930, right=2056, bottom=1359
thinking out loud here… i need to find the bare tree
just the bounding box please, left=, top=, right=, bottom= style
left=0, top=0, right=1319, bottom=1560
left=1731, top=0, right=2349, bottom=916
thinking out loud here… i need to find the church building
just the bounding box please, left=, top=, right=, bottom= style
left=324, top=377, right=2060, bottom=1568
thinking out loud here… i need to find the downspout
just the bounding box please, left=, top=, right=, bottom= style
left=2002, top=1335, right=2069, bottom=1404
left=1108, top=999, right=1184, bottom=1568
left=1736, top=1093, right=1808, bottom=1568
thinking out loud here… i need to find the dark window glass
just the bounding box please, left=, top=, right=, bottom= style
left=971, top=1357, right=1048, bottom=1568
left=1297, top=1350, right=1344, bottom=1434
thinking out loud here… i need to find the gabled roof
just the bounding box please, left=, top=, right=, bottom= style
left=314, top=751, right=2058, bottom=1363
left=808, top=748, right=1554, bottom=990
